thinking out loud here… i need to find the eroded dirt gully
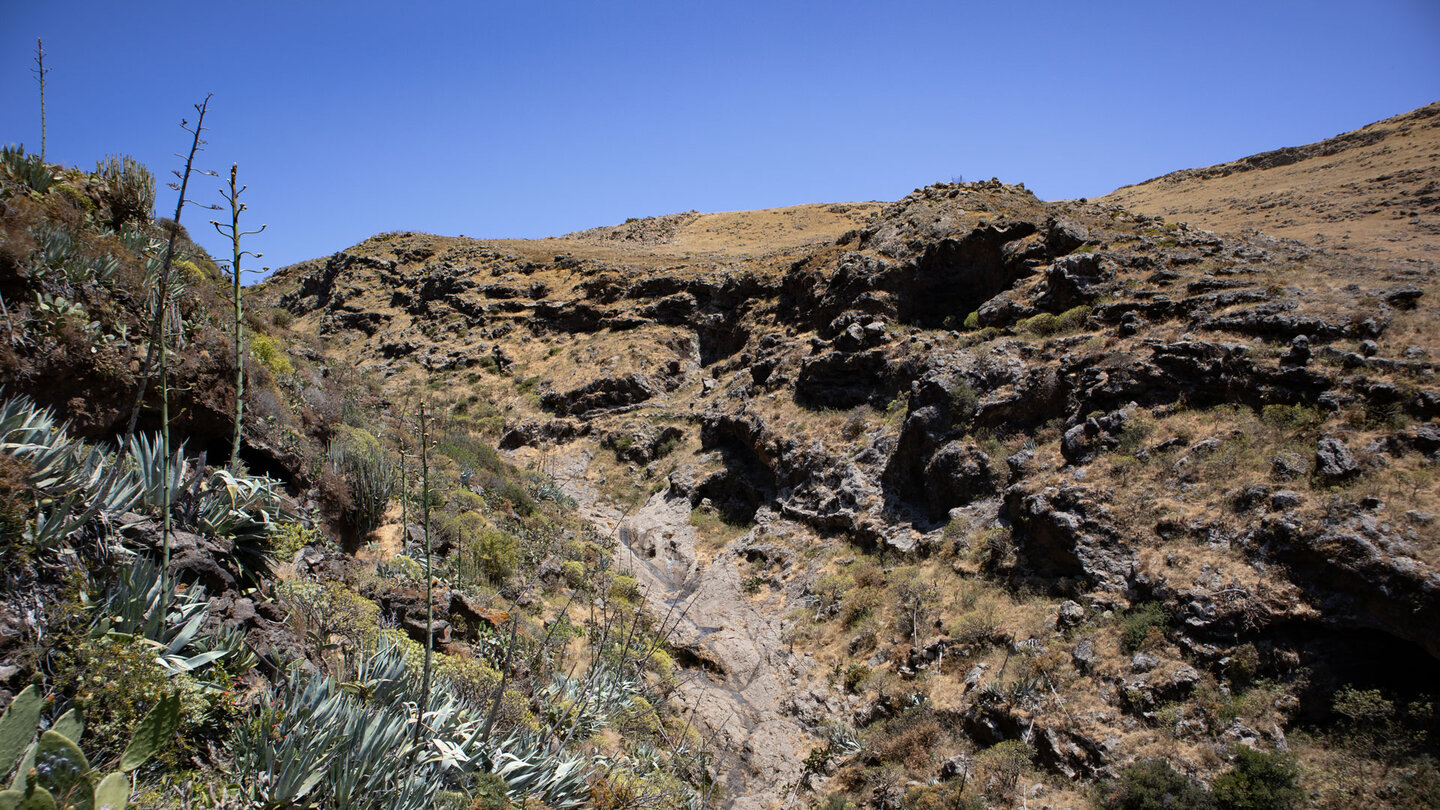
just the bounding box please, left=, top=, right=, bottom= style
left=537, top=446, right=822, bottom=810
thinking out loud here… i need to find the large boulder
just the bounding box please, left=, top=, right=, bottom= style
left=923, top=441, right=997, bottom=519
left=1315, top=437, right=1360, bottom=482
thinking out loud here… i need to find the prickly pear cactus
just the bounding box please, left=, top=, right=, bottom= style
left=91, top=774, right=125, bottom=810
left=0, top=688, right=172, bottom=810
left=0, top=779, right=58, bottom=810
left=118, top=695, right=178, bottom=773
left=33, top=732, right=91, bottom=810
left=0, top=687, right=43, bottom=777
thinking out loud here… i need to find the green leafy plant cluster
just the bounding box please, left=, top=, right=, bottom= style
left=1017, top=304, right=1091, bottom=337
left=94, top=155, right=156, bottom=230
left=249, top=332, right=293, bottom=377
left=0, top=146, right=56, bottom=196
left=232, top=638, right=591, bottom=810
left=327, top=436, right=396, bottom=535
left=1120, top=602, right=1167, bottom=652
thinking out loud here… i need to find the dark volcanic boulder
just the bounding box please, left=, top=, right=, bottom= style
left=1034, top=252, right=1114, bottom=312
left=497, top=419, right=589, bottom=449
left=1004, top=485, right=1134, bottom=590
left=540, top=373, right=659, bottom=418
left=1315, top=437, right=1359, bottom=482
left=923, top=441, right=997, bottom=519
left=796, top=349, right=895, bottom=409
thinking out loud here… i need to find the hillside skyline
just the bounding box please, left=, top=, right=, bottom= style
left=4, top=0, right=1438, bottom=274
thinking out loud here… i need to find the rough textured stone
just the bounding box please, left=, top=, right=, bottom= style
left=1315, top=437, right=1360, bottom=481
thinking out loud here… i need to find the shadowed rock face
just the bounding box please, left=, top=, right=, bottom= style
left=259, top=159, right=1440, bottom=802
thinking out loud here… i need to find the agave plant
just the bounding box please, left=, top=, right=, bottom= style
left=233, top=638, right=592, bottom=810
left=125, top=433, right=283, bottom=588
left=0, top=394, right=143, bottom=551
left=0, top=146, right=56, bottom=195
left=539, top=671, right=643, bottom=742
left=92, top=555, right=247, bottom=678
left=192, top=467, right=285, bottom=586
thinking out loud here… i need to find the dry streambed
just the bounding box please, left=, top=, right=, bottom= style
left=542, top=446, right=819, bottom=810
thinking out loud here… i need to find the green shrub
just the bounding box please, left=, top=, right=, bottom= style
left=95, top=154, right=156, bottom=229
left=52, top=634, right=172, bottom=761
left=963, top=310, right=981, bottom=330
left=1211, top=747, right=1302, bottom=810
left=907, top=783, right=984, bottom=810
left=1260, top=404, right=1323, bottom=432
left=618, top=695, right=664, bottom=738
left=647, top=647, right=675, bottom=680
left=271, top=520, right=320, bottom=561
left=457, top=524, right=519, bottom=584
left=1114, top=416, right=1154, bottom=456
left=470, top=772, right=512, bottom=809
left=279, top=580, right=382, bottom=648
left=1018, top=312, right=1058, bottom=335
left=947, top=382, right=980, bottom=419
left=841, top=588, right=881, bottom=628
left=977, top=739, right=1032, bottom=802
left=609, top=574, right=641, bottom=603
left=1121, top=602, right=1167, bottom=652
left=655, top=435, right=682, bottom=458
left=843, top=663, right=871, bottom=693
left=561, top=559, right=586, bottom=588
left=495, top=478, right=536, bottom=516
left=250, top=333, right=294, bottom=377
left=437, top=429, right=506, bottom=476
left=434, top=655, right=502, bottom=705
left=1099, top=759, right=1215, bottom=809
left=56, top=183, right=96, bottom=213
left=1018, top=305, right=1091, bottom=337
left=1226, top=642, right=1261, bottom=684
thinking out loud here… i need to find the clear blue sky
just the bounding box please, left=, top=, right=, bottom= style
left=4, top=1, right=1438, bottom=276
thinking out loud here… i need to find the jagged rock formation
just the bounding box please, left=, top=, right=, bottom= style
left=253, top=107, right=1440, bottom=806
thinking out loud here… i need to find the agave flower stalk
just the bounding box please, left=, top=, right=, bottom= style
left=124, top=94, right=212, bottom=440
left=414, top=399, right=434, bottom=750
left=32, top=39, right=48, bottom=162
left=211, top=162, right=266, bottom=470
left=160, top=337, right=172, bottom=600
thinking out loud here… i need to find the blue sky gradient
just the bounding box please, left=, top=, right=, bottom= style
left=4, top=1, right=1438, bottom=274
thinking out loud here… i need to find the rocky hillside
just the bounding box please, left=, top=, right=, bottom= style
left=259, top=157, right=1440, bottom=806
left=2, top=101, right=1437, bottom=810
left=1103, top=101, right=1440, bottom=268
